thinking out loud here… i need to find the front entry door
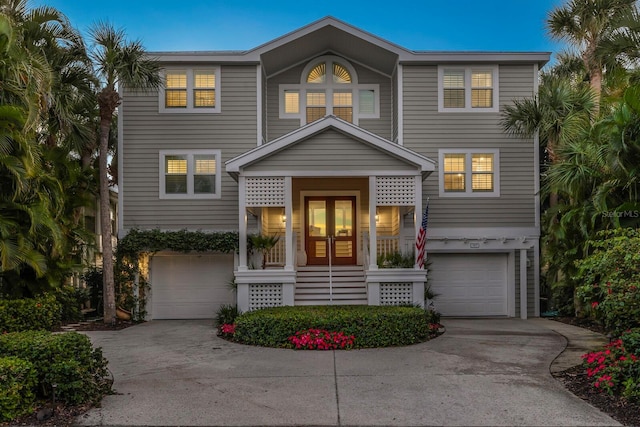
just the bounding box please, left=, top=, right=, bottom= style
left=305, top=196, right=356, bottom=265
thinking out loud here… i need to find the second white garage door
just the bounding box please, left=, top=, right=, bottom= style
left=428, top=253, right=508, bottom=316
left=150, top=253, right=235, bottom=319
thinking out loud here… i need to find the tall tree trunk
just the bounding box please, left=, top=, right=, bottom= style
left=98, top=88, right=119, bottom=324
left=583, top=44, right=602, bottom=117
left=589, top=67, right=602, bottom=117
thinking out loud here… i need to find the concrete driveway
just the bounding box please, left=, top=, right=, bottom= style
left=75, top=319, right=619, bottom=426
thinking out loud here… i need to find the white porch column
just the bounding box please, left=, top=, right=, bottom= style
left=414, top=175, right=423, bottom=268
left=238, top=176, right=248, bottom=271
left=520, top=248, right=528, bottom=319
left=368, top=176, right=377, bottom=270
left=284, top=176, right=293, bottom=270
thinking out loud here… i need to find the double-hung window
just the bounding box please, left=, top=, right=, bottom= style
left=438, top=66, right=499, bottom=112
left=159, top=150, right=221, bottom=199
left=439, top=149, right=500, bottom=197
left=160, top=68, right=219, bottom=113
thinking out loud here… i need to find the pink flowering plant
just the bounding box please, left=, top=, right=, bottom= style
left=574, top=229, right=640, bottom=333
left=582, top=328, right=640, bottom=401
left=288, top=329, right=355, bottom=350
left=219, top=323, right=236, bottom=338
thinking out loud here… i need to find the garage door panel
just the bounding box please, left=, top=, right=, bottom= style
left=151, top=254, right=234, bottom=319
left=428, top=253, right=508, bottom=317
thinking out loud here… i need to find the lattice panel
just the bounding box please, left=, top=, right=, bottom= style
left=380, top=282, right=413, bottom=305
left=249, top=283, right=283, bottom=310
left=376, top=177, right=416, bottom=205
left=245, top=178, right=285, bottom=206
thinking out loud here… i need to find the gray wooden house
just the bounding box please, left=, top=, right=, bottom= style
left=118, top=17, right=549, bottom=319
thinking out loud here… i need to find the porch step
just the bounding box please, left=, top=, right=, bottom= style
left=295, top=266, right=367, bottom=305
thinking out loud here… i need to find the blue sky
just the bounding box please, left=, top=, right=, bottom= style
left=35, top=0, right=566, bottom=56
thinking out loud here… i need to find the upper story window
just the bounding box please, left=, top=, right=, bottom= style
left=438, top=149, right=500, bottom=197
left=159, top=68, right=220, bottom=113
left=280, top=55, right=379, bottom=125
left=438, top=66, right=499, bottom=113
left=159, top=150, right=221, bottom=199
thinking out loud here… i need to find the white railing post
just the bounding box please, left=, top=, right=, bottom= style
left=369, top=176, right=378, bottom=270
left=238, top=176, right=248, bottom=271
left=284, top=176, right=294, bottom=270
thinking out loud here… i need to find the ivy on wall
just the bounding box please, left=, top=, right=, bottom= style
left=117, top=229, right=240, bottom=260
left=114, top=229, right=240, bottom=320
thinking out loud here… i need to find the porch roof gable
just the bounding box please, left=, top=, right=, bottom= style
left=225, top=116, right=436, bottom=179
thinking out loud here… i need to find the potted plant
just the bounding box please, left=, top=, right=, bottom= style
left=249, top=234, right=280, bottom=269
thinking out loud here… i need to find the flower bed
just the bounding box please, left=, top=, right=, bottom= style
left=219, top=305, right=442, bottom=349
left=582, top=328, right=640, bottom=402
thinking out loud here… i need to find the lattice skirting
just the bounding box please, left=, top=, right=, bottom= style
left=249, top=283, right=283, bottom=310
left=379, top=282, right=413, bottom=305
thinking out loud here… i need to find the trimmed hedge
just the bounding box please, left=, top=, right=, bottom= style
left=233, top=305, right=440, bottom=348
left=0, top=356, right=37, bottom=422
left=0, top=294, right=62, bottom=333
left=0, top=331, right=110, bottom=405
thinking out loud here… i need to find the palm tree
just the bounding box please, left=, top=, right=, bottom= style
left=501, top=74, right=594, bottom=183
left=541, top=84, right=640, bottom=313
left=547, top=0, right=639, bottom=113
left=88, top=22, right=161, bottom=323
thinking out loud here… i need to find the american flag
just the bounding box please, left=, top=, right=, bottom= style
left=415, top=200, right=429, bottom=269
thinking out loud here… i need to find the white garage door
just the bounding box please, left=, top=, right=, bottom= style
left=428, top=253, right=508, bottom=316
left=151, top=254, right=235, bottom=319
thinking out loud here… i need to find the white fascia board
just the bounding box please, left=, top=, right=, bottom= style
left=399, top=51, right=551, bottom=66
left=427, top=226, right=540, bottom=238
left=247, top=16, right=411, bottom=57
left=151, top=52, right=260, bottom=63
left=225, top=116, right=435, bottom=175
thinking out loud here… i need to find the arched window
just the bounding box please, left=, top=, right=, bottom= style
left=279, top=55, right=379, bottom=125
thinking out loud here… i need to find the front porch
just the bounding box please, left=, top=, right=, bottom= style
left=232, top=176, right=429, bottom=311
left=225, top=116, right=435, bottom=312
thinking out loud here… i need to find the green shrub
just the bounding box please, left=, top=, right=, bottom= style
left=0, top=294, right=62, bottom=333
left=377, top=251, right=415, bottom=268
left=583, top=328, right=640, bottom=402
left=54, top=285, right=89, bottom=322
left=0, top=331, right=110, bottom=405
left=575, top=228, right=640, bottom=333
left=233, top=305, right=439, bottom=348
left=215, top=304, right=240, bottom=327
left=0, top=357, right=37, bottom=422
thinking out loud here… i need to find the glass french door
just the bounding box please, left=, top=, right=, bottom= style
left=305, top=196, right=356, bottom=265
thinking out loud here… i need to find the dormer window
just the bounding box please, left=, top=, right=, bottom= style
left=280, top=55, right=379, bottom=125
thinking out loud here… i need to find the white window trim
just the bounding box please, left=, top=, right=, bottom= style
left=278, top=55, right=380, bottom=124
left=159, top=67, right=220, bottom=113
left=159, top=149, right=222, bottom=199
left=437, top=65, right=499, bottom=113
left=438, top=149, right=500, bottom=197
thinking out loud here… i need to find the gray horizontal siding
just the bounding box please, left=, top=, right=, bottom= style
left=402, top=64, right=537, bottom=228
left=246, top=129, right=415, bottom=172
left=121, top=65, right=257, bottom=231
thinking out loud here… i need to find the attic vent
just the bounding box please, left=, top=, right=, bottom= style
left=376, top=176, right=416, bottom=205
left=246, top=177, right=285, bottom=206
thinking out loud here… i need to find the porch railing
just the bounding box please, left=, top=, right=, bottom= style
left=265, top=237, right=286, bottom=266
left=264, top=232, right=297, bottom=268
left=377, top=236, right=400, bottom=258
